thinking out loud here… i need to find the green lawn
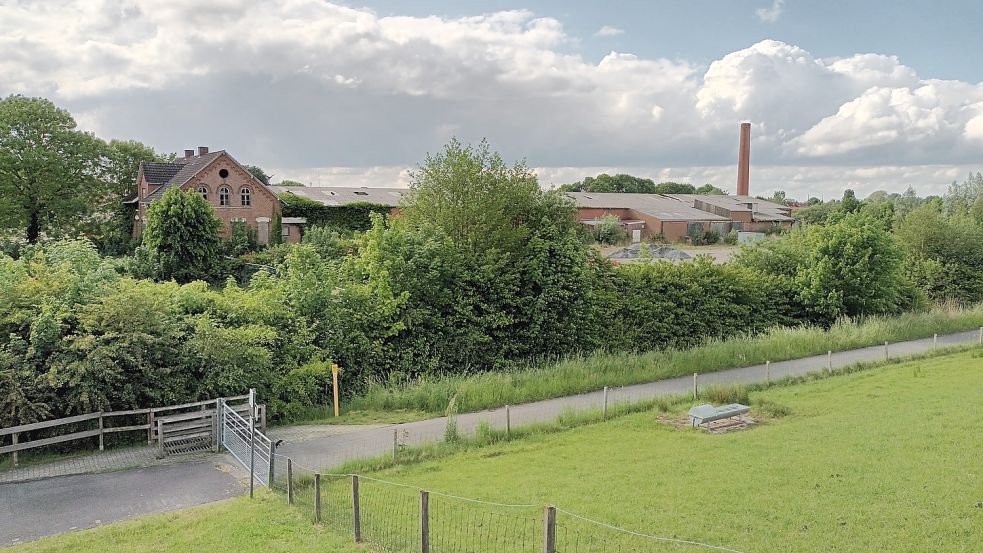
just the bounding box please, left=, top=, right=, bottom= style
left=18, top=351, right=983, bottom=552
left=14, top=493, right=367, bottom=553
left=351, top=351, right=982, bottom=552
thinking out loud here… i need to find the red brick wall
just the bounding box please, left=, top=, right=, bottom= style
left=133, top=154, right=281, bottom=243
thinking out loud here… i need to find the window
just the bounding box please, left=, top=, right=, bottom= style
left=196, top=185, right=209, bottom=201
left=282, top=225, right=290, bottom=236
left=219, top=186, right=230, bottom=206
left=219, top=169, right=229, bottom=179
left=240, top=187, right=251, bottom=206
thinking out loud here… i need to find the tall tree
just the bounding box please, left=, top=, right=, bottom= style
left=99, top=140, right=168, bottom=254
left=143, top=188, right=224, bottom=282
left=0, top=95, right=107, bottom=242
left=245, top=165, right=271, bottom=186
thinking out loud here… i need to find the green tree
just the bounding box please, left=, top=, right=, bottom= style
left=143, top=188, right=224, bottom=282
left=839, top=189, right=862, bottom=214
left=653, top=182, right=697, bottom=194
left=245, top=165, right=271, bottom=186
left=559, top=174, right=657, bottom=193
left=99, top=140, right=169, bottom=254
left=896, top=203, right=983, bottom=303
left=797, top=213, right=907, bottom=322
left=0, top=95, right=107, bottom=242
left=277, top=179, right=305, bottom=187
left=695, top=183, right=727, bottom=195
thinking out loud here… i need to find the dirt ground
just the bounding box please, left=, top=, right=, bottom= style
left=594, top=243, right=738, bottom=264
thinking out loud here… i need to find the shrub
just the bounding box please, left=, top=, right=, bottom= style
left=591, top=214, right=627, bottom=245
left=142, top=188, right=224, bottom=283
left=723, top=230, right=738, bottom=245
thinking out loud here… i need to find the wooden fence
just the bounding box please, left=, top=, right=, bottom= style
left=0, top=395, right=267, bottom=467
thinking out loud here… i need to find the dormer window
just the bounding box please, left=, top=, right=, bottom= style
left=219, top=186, right=231, bottom=206
left=196, top=185, right=209, bottom=201
left=240, top=187, right=251, bottom=206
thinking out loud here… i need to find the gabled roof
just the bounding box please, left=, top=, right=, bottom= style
left=142, top=151, right=226, bottom=201
left=564, top=192, right=730, bottom=221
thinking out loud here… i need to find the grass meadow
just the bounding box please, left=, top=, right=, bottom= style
left=349, top=304, right=983, bottom=415
left=18, top=349, right=982, bottom=552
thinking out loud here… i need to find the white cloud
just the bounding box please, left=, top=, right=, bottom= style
left=594, top=25, right=625, bottom=37
left=756, top=0, right=786, bottom=24
left=1, top=1, right=980, bottom=197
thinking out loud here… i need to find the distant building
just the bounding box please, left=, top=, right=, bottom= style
left=128, top=147, right=305, bottom=244
left=275, top=186, right=793, bottom=243
left=570, top=192, right=794, bottom=242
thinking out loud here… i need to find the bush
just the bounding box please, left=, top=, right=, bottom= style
left=703, top=229, right=721, bottom=244
left=723, top=229, right=738, bottom=245
left=591, top=214, right=627, bottom=245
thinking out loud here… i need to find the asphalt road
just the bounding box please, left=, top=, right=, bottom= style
left=0, top=460, right=243, bottom=546
left=278, top=329, right=981, bottom=470
left=2, top=328, right=978, bottom=545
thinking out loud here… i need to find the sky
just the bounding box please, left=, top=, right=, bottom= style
left=2, top=0, right=982, bottom=199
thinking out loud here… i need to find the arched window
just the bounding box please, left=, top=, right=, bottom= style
left=219, top=186, right=230, bottom=206
left=240, top=187, right=251, bottom=207
left=196, top=185, right=209, bottom=201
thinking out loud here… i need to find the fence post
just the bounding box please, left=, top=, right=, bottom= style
left=979, top=327, right=982, bottom=344
left=314, top=473, right=322, bottom=523
left=97, top=413, right=105, bottom=451
left=261, top=404, right=267, bottom=433
left=933, top=333, right=938, bottom=350
left=884, top=341, right=889, bottom=361
left=505, top=405, right=511, bottom=436
left=765, top=361, right=771, bottom=384
left=393, top=429, right=398, bottom=462
left=287, top=458, right=294, bottom=505
left=420, top=490, right=430, bottom=553
left=11, top=433, right=17, bottom=468
left=602, top=386, right=609, bottom=418
left=352, top=475, right=361, bottom=542
left=692, top=373, right=698, bottom=400
left=268, top=442, right=276, bottom=488
left=543, top=505, right=557, bottom=553
left=249, top=389, right=256, bottom=499
left=147, top=411, right=154, bottom=445
left=213, top=398, right=224, bottom=453
left=157, top=419, right=165, bottom=458
left=827, top=350, right=832, bottom=372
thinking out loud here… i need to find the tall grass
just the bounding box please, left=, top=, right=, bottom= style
left=348, top=304, right=983, bottom=415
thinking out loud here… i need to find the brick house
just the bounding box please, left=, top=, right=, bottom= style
left=129, top=147, right=304, bottom=244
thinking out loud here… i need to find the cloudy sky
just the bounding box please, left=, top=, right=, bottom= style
left=2, top=0, right=982, bottom=199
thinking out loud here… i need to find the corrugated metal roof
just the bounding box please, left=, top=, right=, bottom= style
left=269, top=186, right=406, bottom=207
left=565, top=192, right=730, bottom=221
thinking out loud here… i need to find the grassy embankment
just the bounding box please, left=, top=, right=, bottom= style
left=20, top=349, right=983, bottom=552
left=342, top=304, right=983, bottom=417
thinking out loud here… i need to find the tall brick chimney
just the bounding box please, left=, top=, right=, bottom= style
left=737, top=122, right=751, bottom=196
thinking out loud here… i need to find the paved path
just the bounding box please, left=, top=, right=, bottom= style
left=2, top=329, right=978, bottom=545
left=278, top=329, right=981, bottom=471
left=0, top=458, right=245, bottom=546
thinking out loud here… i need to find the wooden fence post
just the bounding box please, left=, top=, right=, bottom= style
left=827, top=350, right=832, bottom=372
left=352, top=475, right=361, bottom=542
left=765, top=361, right=771, bottom=384
left=543, top=505, right=556, bottom=553
left=933, top=333, right=938, bottom=350
left=505, top=405, right=511, bottom=436
left=287, top=458, right=294, bottom=505
left=692, top=373, right=698, bottom=400
left=420, top=490, right=430, bottom=553
left=884, top=341, right=889, bottom=361
left=602, top=386, right=609, bottom=418
left=11, top=433, right=18, bottom=468
left=157, top=419, right=165, bottom=458
left=314, top=473, right=322, bottom=523
left=147, top=411, right=155, bottom=445
left=978, top=327, right=982, bottom=344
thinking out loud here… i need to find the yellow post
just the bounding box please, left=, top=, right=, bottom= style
left=331, top=363, right=340, bottom=418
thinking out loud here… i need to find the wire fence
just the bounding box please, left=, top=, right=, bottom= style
left=268, top=455, right=746, bottom=553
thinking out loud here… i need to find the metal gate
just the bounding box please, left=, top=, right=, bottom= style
left=220, top=392, right=274, bottom=487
